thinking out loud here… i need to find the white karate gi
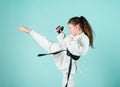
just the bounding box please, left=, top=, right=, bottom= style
left=30, top=30, right=89, bottom=87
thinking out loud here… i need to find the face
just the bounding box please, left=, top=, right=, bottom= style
left=68, top=23, right=78, bottom=36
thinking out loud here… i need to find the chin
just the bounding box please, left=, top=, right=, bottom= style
left=71, top=34, right=75, bottom=36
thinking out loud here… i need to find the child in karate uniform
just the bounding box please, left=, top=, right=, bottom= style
left=19, top=16, right=94, bottom=87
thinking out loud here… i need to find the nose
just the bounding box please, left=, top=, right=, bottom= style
left=69, top=29, right=71, bottom=33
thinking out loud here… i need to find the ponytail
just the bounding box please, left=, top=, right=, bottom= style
left=68, top=16, right=94, bottom=48
left=79, top=16, right=94, bottom=48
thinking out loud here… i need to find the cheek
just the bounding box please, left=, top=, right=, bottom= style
left=70, top=29, right=73, bottom=33
left=70, top=29, right=75, bottom=35
left=72, top=29, right=75, bottom=33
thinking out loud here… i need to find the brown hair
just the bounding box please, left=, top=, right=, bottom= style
left=68, top=16, right=94, bottom=48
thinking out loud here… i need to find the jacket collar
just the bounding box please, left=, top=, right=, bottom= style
left=70, top=32, right=85, bottom=40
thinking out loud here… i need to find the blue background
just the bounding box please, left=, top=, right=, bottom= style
left=0, top=0, right=120, bottom=87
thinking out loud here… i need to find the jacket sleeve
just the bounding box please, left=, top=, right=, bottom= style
left=67, top=36, right=90, bottom=56
left=57, top=32, right=68, bottom=48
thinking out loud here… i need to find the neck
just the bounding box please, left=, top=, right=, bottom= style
left=76, top=29, right=83, bottom=36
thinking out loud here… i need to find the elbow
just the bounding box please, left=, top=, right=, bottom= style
left=81, top=50, right=88, bottom=56
left=82, top=48, right=89, bottom=55
left=78, top=47, right=89, bottom=56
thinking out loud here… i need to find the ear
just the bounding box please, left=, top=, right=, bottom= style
left=75, top=24, right=79, bottom=30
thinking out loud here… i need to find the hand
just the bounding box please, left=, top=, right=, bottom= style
left=56, top=25, right=64, bottom=34
left=19, top=26, right=31, bottom=34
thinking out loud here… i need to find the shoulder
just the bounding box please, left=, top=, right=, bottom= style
left=81, top=33, right=89, bottom=41
left=80, top=33, right=89, bottom=46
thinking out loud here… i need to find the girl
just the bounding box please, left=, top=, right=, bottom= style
left=19, top=16, right=94, bottom=87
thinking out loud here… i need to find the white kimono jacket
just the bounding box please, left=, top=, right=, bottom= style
left=30, top=30, right=89, bottom=74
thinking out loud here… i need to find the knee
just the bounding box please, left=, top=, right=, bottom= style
left=49, top=43, right=64, bottom=53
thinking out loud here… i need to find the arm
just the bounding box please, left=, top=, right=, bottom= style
left=57, top=32, right=68, bottom=48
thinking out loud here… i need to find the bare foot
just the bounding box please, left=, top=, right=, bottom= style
left=19, top=26, right=31, bottom=34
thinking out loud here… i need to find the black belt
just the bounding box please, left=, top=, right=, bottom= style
left=38, top=48, right=80, bottom=87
